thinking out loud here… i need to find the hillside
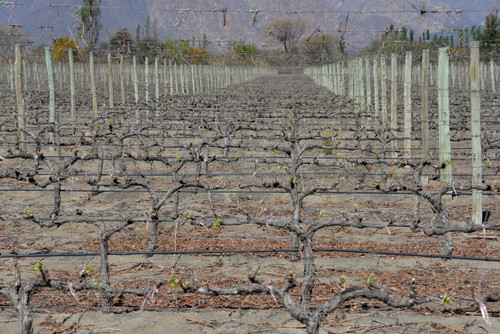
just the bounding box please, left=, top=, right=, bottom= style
left=0, top=0, right=496, bottom=50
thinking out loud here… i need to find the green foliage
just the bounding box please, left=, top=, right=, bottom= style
left=79, top=0, right=102, bottom=51
left=22, top=205, right=33, bottom=219
left=165, top=38, right=191, bottom=63
left=474, top=10, right=500, bottom=56
left=364, top=25, right=453, bottom=55
left=228, top=40, right=258, bottom=64
left=33, top=262, right=43, bottom=271
left=213, top=218, right=223, bottom=227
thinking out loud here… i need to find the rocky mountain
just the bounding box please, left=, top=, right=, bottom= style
left=0, top=0, right=496, bottom=50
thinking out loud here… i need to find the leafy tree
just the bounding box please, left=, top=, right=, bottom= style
left=107, top=28, right=134, bottom=57
left=79, top=0, right=102, bottom=51
left=474, top=10, right=500, bottom=55
left=165, top=38, right=191, bottom=63
left=51, top=37, right=81, bottom=61
left=264, top=17, right=308, bottom=52
left=228, top=40, right=258, bottom=64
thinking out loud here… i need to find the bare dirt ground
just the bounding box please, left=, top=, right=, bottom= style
left=0, top=74, right=499, bottom=333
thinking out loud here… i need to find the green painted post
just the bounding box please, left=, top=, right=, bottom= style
left=470, top=41, right=482, bottom=226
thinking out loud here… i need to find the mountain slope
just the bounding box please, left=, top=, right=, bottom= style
left=0, top=0, right=496, bottom=49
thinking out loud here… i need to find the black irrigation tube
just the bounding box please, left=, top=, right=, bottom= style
left=11, top=170, right=500, bottom=178
left=0, top=153, right=492, bottom=163
left=1, top=248, right=499, bottom=262
left=1, top=188, right=498, bottom=196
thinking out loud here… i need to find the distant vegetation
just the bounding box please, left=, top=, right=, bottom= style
left=0, top=0, right=498, bottom=65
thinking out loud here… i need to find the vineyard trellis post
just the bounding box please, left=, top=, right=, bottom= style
left=470, top=41, right=482, bottom=226
left=89, top=51, right=98, bottom=117
left=421, top=49, right=430, bottom=185
left=403, top=51, right=412, bottom=159
left=168, top=61, right=174, bottom=96
left=119, top=55, right=126, bottom=105
left=380, top=55, right=388, bottom=128
left=490, top=58, right=496, bottom=93
left=133, top=55, right=139, bottom=104
left=373, top=56, right=380, bottom=127
left=9, top=59, right=14, bottom=91
left=154, top=57, right=160, bottom=104
left=45, top=46, right=56, bottom=148
left=390, top=53, right=398, bottom=158
left=68, top=48, right=76, bottom=131
left=107, top=53, right=114, bottom=108
left=145, top=56, right=149, bottom=103
left=15, top=44, right=26, bottom=153
left=437, top=47, right=452, bottom=191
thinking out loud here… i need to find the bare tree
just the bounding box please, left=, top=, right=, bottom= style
left=299, top=33, right=339, bottom=64
left=0, top=25, right=33, bottom=55
left=264, top=17, right=308, bottom=52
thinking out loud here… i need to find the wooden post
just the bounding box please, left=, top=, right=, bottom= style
left=180, top=64, right=186, bottom=94
left=169, top=61, right=174, bottom=96
left=8, top=60, right=14, bottom=91
left=373, top=56, right=379, bottom=126
left=174, top=63, right=179, bottom=94
left=119, top=55, right=125, bottom=105
left=22, top=59, right=27, bottom=92
left=191, top=65, right=196, bottom=95
left=68, top=48, right=76, bottom=130
left=438, top=47, right=452, bottom=188
left=421, top=49, right=430, bottom=185
left=89, top=51, right=98, bottom=117
left=490, top=58, right=496, bottom=93
left=380, top=55, right=388, bottom=127
left=107, top=53, right=114, bottom=108
left=15, top=44, right=26, bottom=153
left=154, top=57, right=160, bottom=102
left=390, top=54, right=398, bottom=158
left=45, top=46, right=56, bottom=145
left=403, top=51, right=412, bottom=159
left=133, top=55, right=139, bottom=104
left=145, top=56, right=149, bottom=103
left=365, top=56, right=371, bottom=109
left=470, top=41, right=482, bottom=225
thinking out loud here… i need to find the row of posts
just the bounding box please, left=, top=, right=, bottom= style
left=305, top=42, right=486, bottom=226
left=10, top=44, right=276, bottom=125
left=12, top=44, right=276, bottom=148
